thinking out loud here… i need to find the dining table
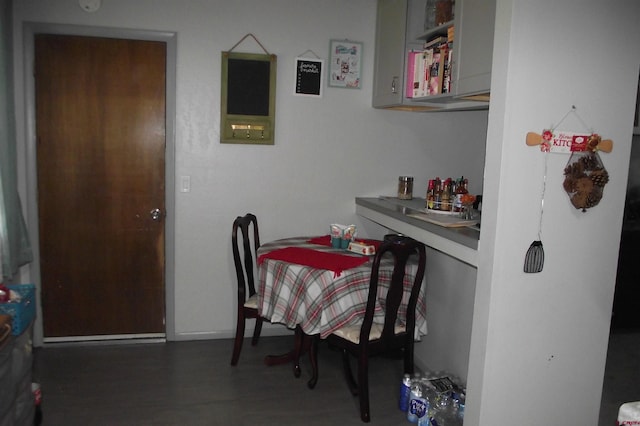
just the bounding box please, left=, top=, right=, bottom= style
left=256, top=235, right=428, bottom=380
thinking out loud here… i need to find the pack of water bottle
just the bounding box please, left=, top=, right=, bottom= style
left=399, top=371, right=465, bottom=426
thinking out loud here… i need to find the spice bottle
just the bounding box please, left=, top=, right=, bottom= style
left=397, top=176, right=414, bottom=200
left=433, top=177, right=442, bottom=210
left=426, top=180, right=435, bottom=209
left=441, top=178, right=452, bottom=211
left=453, top=177, right=468, bottom=212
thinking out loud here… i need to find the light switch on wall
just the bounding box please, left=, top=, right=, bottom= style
left=180, top=175, right=191, bottom=193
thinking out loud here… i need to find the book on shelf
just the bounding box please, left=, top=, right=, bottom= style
left=428, top=48, right=445, bottom=95
left=406, top=50, right=429, bottom=98
left=424, top=36, right=449, bottom=50
left=417, top=49, right=432, bottom=97
left=404, top=50, right=416, bottom=98
left=407, top=50, right=427, bottom=98
left=442, top=47, right=452, bottom=93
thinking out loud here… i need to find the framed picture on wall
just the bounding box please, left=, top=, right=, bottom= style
left=328, top=39, right=362, bottom=89
left=294, top=57, right=324, bottom=97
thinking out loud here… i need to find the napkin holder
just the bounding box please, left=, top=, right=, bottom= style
left=330, top=224, right=357, bottom=249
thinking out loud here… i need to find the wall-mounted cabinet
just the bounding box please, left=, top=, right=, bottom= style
left=452, top=0, right=495, bottom=101
left=372, top=0, right=495, bottom=111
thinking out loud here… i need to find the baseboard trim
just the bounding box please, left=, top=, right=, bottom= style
left=43, top=333, right=166, bottom=345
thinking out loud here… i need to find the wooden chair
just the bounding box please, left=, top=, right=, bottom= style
left=318, top=236, right=427, bottom=422
left=230, top=213, right=264, bottom=366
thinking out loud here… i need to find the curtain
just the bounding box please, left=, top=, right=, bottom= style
left=0, top=0, right=33, bottom=281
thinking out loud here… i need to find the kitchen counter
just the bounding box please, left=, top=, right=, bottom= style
left=355, top=197, right=480, bottom=267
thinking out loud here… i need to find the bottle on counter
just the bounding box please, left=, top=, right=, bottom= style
left=441, top=178, right=452, bottom=211
left=433, top=177, right=442, bottom=210
left=453, top=176, right=468, bottom=212
left=426, top=180, right=435, bottom=209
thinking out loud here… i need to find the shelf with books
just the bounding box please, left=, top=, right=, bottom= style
left=372, top=0, right=493, bottom=112
left=405, top=40, right=450, bottom=100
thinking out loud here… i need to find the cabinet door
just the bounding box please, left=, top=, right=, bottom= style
left=372, top=0, right=408, bottom=107
left=453, top=0, right=496, bottom=98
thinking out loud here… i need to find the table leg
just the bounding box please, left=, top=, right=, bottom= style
left=307, top=334, right=319, bottom=389
left=263, top=326, right=307, bottom=378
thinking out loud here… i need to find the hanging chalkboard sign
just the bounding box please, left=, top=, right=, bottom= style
left=294, top=57, right=323, bottom=97
left=221, top=51, right=277, bottom=144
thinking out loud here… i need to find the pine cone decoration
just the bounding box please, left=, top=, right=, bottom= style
left=575, top=177, right=594, bottom=194
left=580, top=153, right=600, bottom=170
left=590, top=168, right=609, bottom=187
left=570, top=192, right=588, bottom=210
left=563, top=176, right=576, bottom=193
left=585, top=189, right=603, bottom=209
left=564, top=161, right=584, bottom=177
left=563, top=148, right=608, bottom=212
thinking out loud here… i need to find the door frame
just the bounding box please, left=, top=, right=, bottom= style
left=21, top=23, right=177, bottom=345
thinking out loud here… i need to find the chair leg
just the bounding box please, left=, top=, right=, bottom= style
left=230, top=314, right=246, bottom=366
left=358, top=352, right=371, bottom=423
left=251, top=317, right=263, bottom=346
left=307, top=335, right=319, bottom=389
left=341, top=350, right=358, bottom=396
left=293, top=326, right=303, bottom=378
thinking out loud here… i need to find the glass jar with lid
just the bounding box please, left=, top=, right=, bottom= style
left=397, top=176, right=414, bottom=200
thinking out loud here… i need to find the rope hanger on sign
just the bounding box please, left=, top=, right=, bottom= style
left=228, top=33, right=271, bottom=55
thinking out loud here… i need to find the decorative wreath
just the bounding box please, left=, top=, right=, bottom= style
left=562, top=134, right=610, bottom=212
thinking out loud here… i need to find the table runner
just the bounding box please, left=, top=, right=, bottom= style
left=258, top=247, right=368, bottom=277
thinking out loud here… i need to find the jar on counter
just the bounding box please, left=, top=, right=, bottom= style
left=397, top=176, right=414, bottom=200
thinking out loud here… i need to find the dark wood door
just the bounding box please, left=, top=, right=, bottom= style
left=35, top=35, right=166, bottom=337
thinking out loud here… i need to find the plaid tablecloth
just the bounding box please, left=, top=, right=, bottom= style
left=257, top=236, right=427, bottom=339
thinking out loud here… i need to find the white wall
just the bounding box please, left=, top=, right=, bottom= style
left=11, top=0, right=487, bottom=343
left=467, top=0, right=640, bottom=425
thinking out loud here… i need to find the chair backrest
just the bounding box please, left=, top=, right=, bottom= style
left=232, top=213, right=261, bottom=303
left=360, top=236, right=426, bottom=349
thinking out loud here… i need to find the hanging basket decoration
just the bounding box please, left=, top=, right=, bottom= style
left=562, top=134, right=610, bottom=212
left=523, top=106, right=615, bottom=271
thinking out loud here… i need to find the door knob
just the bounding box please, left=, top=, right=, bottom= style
left=150, top=208, right=162, bottom=221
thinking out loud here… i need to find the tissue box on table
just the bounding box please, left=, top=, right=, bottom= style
left=347, top=241, right=376, bottom=255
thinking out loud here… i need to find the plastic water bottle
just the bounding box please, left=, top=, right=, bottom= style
left=407, top=383, right=429, bottom=424
left=431, top=392, right=462, bottom=426
left=399, top=373, right=412, bottom=412
left=453, top=391, right=465, bottom=424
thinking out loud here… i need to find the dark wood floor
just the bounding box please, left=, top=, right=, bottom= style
left=33, top=335, right=411, bottom=426
left=33, top=331, right=639, bottom=426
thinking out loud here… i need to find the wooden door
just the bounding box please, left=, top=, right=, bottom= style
left=35, top=35, right=166, bottom=337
